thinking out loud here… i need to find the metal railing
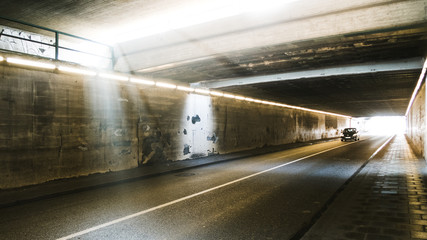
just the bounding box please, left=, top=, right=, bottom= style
left=0, top=16, right=114, bottom=69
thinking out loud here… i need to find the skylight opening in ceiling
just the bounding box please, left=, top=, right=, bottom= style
left=102, top=0, right=299, bottom=44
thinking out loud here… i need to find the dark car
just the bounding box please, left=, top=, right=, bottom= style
left=341, top=128, right=359, bottom=141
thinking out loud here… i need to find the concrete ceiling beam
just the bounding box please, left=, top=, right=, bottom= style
left=114, top=0, right=427, bottom=72
left=191, top=58, right=425, bottom=89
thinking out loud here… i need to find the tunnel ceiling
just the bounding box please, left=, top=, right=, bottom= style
left=0, top=0, right=426, bottom=117
left=218, top=70, right=421, bottom=117
left=148, top=28, right=427, bottom=82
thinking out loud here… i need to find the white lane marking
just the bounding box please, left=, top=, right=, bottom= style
left=367, top=135, right=394, bottom=160
left=57, top=141, right=358, bottom=240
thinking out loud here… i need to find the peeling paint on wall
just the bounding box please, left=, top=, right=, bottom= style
left=207, top=133, right=218, bottom=143
left=191, top=115, right=201, bottom=124
left=113, top=141, right=131, bottom=146
left=140, top=129, right=170, bottom=165
left=119, top=149, right=131, bottom=155
left=78, top=145, right=88, bottom=151
left=142, top=124, right=150, bottom=132
left=183, top=144, right=191, bottom=155
left=180, top=94, right=216, bottom=160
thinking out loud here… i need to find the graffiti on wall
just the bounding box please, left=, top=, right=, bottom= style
left=0, top=26, right=55, bottom=58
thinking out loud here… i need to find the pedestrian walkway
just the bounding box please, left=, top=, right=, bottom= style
left=302, top=135, right=427, bottom=240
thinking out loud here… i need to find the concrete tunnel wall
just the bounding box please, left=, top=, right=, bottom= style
left=406, top=81, right=425, bottom=159
left=0, top=62, right=349, bottom=189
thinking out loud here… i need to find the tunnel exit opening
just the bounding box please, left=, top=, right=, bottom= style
left=352, top=116, right=406, bottom=136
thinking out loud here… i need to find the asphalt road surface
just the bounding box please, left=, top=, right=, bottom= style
left=0, top=135, right=390, bottom=240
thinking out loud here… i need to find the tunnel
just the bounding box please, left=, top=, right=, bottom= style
left=0, top=0, right=427, bottom=239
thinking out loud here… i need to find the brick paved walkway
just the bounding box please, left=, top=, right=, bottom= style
left=302, top=135, right=427, bottom=240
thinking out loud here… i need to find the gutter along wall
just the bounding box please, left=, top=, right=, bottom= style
left=0, top=61, right=348, bottom=189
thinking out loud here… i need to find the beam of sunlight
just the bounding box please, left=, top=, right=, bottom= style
left=57, top=40, right=112, bottom=69
left=99, top=0, right=299, bottom=43
left=83, top=75, right=127, bottom=172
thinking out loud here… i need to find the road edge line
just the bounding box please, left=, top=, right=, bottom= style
left=57, top=139, right=360, bottom=239
left=291, top=135, right=395, bottom=240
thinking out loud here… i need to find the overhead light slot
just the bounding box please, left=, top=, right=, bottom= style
left=130, top=77, right=155, bottom=85
left=156, top=82, right=177, bottom=89
left=223, top=93, right=236, bottom=99
left=4, top=55, right=351, bottom=119
left=195, top=89, right=210, bottom=95
left=177, top=86, right=195, bottom=92
left=210, top=91, right=224, bottom=97
left=58, top=66, right=97, bottom=76
left=99, top=73, right=129, bottom=81
left=7, top=57, right=55, bottom=70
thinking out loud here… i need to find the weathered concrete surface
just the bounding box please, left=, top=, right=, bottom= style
left=0, top=62, right=348, bottom=189
left=114, top=0, right=427, bottom=72
left=406, top=82, right=425, bottom=159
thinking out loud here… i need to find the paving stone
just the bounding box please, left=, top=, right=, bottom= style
left=410, top=210, right=427, bottom=215
left=337, top=224, right=355, bottom=231
left=365, top=233, right=395, bottom=240
left=301, top=135, right=427, bottom=240
left=344, top=232, right=365, bottom=240
left=382, top=228, right=411, bottom=237
left=356, top=226, right=381, bottom=234
left=411, top=214, right=423, bottom=220
left=412, top=231, right=427, bottom=239
left=411, top=220, right=427, bottom=225
left=386, top=217, right=410, bottom=223
left=373, top=221, right=396, bottom=228
left=396, top=223, right=424, bottom=232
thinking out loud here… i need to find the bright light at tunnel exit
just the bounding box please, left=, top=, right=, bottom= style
left=100, top=0, right=299, bottom=43
left=356, top=116, right=406, bottom=136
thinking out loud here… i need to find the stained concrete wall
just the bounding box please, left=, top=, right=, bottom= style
left=0, top=62, right=348, bottom=189
left=115, top=0, right=427, bottom=72
left=406, top=82, right=425, bottom=159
